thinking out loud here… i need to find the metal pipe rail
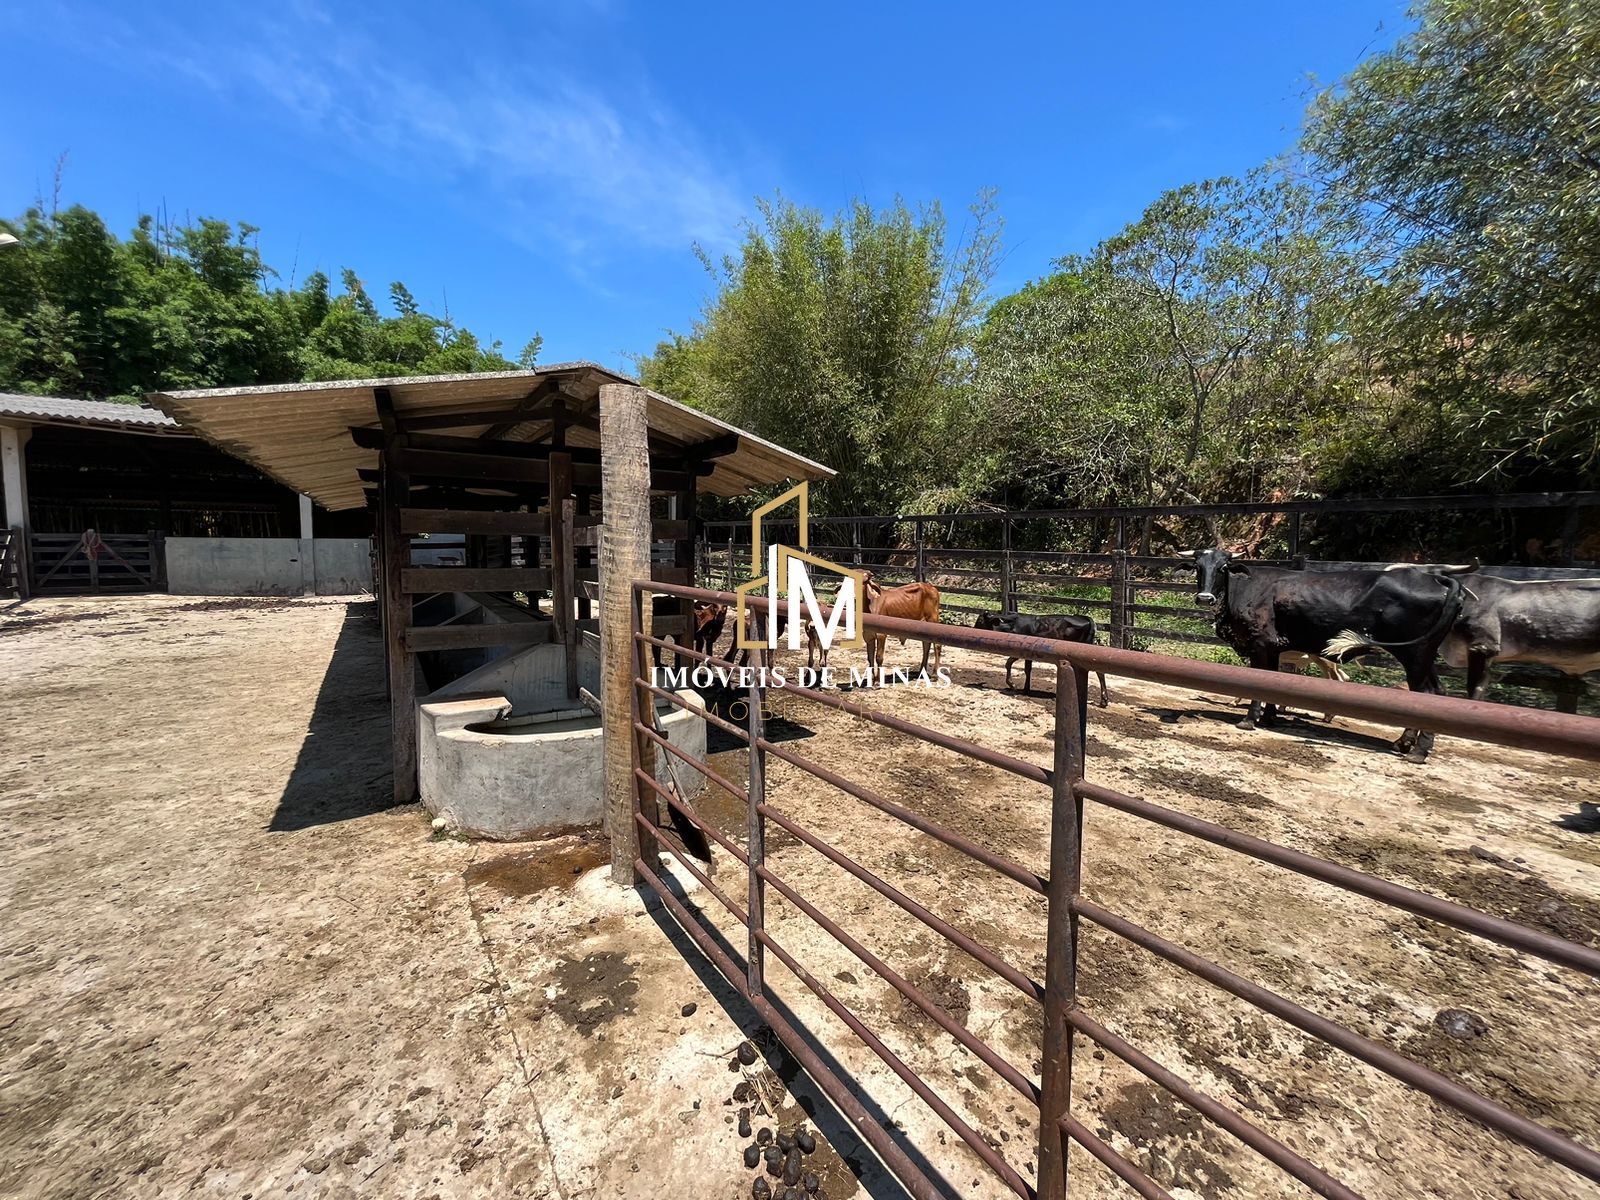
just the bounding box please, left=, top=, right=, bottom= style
left=627, top=579, right=1600, bottom=1200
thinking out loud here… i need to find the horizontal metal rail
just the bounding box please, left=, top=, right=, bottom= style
left=702, top=489, right=1600, bottom=526
left=758, top=795, right=1044, bottom=1002
left=1077, top=779, right=1600, bottom=977
left=1074, top=898, right=1600, bottom=1183
left=628, top=577, right=1600, bottom=1200
left=1068, top=1010, right=1363, bottom=1200
left=631, top=853, right=951, bottom=1200
left=648, top=581, right=1600, bottom=760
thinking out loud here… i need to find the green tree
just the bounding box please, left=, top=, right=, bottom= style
left=1304, top=0, right=1600, bottom=480
left=967, top=168, right=1363, bottom=514
left=638, top=193, right=1000, bottom=516
left=0, top=202, right=539, bottom=401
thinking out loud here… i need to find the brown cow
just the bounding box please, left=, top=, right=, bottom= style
left=861, top=573, right=942, bottom=674
left=692, top=601, right=727, bottom=659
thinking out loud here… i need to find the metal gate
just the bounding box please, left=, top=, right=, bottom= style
left=628, top=580, right=1600, bottom=1199
left=29, top=529, right=165, bottom=595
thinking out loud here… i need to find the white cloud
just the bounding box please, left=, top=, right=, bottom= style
left=31, top=3, right=752, bottom=267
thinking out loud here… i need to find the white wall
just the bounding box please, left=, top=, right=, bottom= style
left=165, top=537, right=372, bottom=596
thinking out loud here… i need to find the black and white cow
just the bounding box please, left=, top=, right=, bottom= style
left=1181, top=547, right=1467, bottom=761
left=1443, top=575, right=1600, bottom=701
left=973, top=611, right=1109, bottom=706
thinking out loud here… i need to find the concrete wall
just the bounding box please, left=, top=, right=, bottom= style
left=165, top=537, right=372, bottom=596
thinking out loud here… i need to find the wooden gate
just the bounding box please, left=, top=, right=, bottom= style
left=29, top=530, right=165, bottom=595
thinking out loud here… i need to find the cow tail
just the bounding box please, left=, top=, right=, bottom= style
left=1321, top=572, right=1465, bottom=660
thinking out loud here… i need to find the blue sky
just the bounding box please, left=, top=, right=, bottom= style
left=1, top=2, right=1406, bottom=371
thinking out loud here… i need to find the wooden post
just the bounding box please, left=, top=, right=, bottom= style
left=379, top=455, right=417, bottom=804
left=550, top=450, right=575, bottom=692
left=1036, top=664, right=1088, bottom=1198
left=914, top=518, right=926, bottom=583
left=560, top=498, right=578, bottom=699
left=1001, top=516, right=1015, bottom=614
left=1111, top=516, right=1128, bottom=651
left=577, top=488, right=594, bottom=620
left=675, top=483, right=697, bottom=667
left=600, top=383, right=658, bottom=884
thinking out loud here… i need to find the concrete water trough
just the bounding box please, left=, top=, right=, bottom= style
left=416, top=631, right=707, bottom=841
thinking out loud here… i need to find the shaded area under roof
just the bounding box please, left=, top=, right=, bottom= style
left=147, top=363, right=832, bottom=510
left=0, top=393, right=183, bottom=434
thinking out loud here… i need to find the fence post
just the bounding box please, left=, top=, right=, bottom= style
left=726, top=531, right=736, bottom=590
left=914, top=518, right=926, bottom=584
left=1001, top=516, right=1015, bottom=614
left=1111, top=517, right=1128, bottom=650
left=746, top=672, right=768, bottom=997
left=1288, top=511, right=1302, bottom=561
left=600, top=381, right=657, bottom=884
left=1037, top=663, right=1088, bottom=1198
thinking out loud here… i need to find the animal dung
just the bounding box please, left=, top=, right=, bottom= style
left=751, top=1178, right=771, bottom=1200
left=795, top=1130, right=816, bottom=1155
left=756, top=1127, right=773, bottom=1145
left=737, top=1040, right=758, bottom=1065
left=681, top=1002, right=698, bottom=1017
left=743, top=1144, right=761, bottom=1169
left=738, top=1108, right=752, bottom=1138
left=782, top=1149, right=803, bottom=1186
left=803, top=1171, right=820, bottom=1194
left=776, top=1132, right=795, bottom=1153
left=764, top=1146, right=784, bottom=1176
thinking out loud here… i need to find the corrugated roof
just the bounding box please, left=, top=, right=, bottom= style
left=0, top=393, right=183, bottom=432
left=147, top=363, right=833, bottom=510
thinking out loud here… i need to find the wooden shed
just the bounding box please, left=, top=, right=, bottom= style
left=148, top=363, right=832, bottom=810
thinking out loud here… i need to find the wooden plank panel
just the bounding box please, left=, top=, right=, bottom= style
left=401, top=566, right=552, bottom=593
left=405, top=622, right=553, bottom=652
left=402, top=508, right=551, bottom=536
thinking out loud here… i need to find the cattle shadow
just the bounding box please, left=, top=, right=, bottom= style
left=701, top=685, right=818, bottom=754
left=1137, top=703, right=1402, bottom=755
left=639, top=868, right=936, bottom=1200
left=1554, top=802, right=1600, bottom=835
left=271, top=600, right=394, bottom=831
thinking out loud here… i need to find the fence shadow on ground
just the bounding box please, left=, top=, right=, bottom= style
left=271, top=600, right=394, bottom=832
left=641, top=868, right=936, bottom=1200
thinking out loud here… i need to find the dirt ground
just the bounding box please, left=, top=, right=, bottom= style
left=2, top=596, right=1597, bottom=1200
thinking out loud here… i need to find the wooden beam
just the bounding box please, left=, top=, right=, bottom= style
left=379, top=451, right=416, bottom=805
left=686, top=432, right=741, bottom=462
left=390, top=447, right=691, bottom=492
left=481, top=379, right=562, bottom=439
left=600, top=382, right=657, bottom=885
left=400, top=508, right=599, bottom=536
left=404, top=622, right=552, bottom=652
left=398, top=569, right=550, bottom=598
left=550, top=450, right=576, bottom=700
left=400, top=566, right=552, bottom=593
left=374, top=386, right=398, bottom=436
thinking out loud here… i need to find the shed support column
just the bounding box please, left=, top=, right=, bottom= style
left=600, top=383, right=658, bottom=884
left=298, top=494, right=316, bottom=596
left=1, top=425, right=31, bottom=591
left=380, top=455, right=417, bottom=805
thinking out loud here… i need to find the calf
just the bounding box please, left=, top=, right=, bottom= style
left=1182, top=547, right=1466, bottom=761
left=974, top=611, right=1109, bottom=706
left=1441, top=575, right=1600, bottom=701
left=692, top=601, right=728, bottom=659
left=861, top=574, right=942, bottom=674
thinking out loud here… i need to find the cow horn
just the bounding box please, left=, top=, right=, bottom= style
left=1175, top=550, right=1196, bottom=560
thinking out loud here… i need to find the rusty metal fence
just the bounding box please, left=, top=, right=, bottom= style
left=628, top=580, right=1600, bottom=1200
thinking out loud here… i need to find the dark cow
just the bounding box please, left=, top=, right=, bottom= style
left=1442, top=575, right=1600, bottom=700
left=1181, top=547, right=1467, bottom=761
left=974, top=611, right=1109, bottom=706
